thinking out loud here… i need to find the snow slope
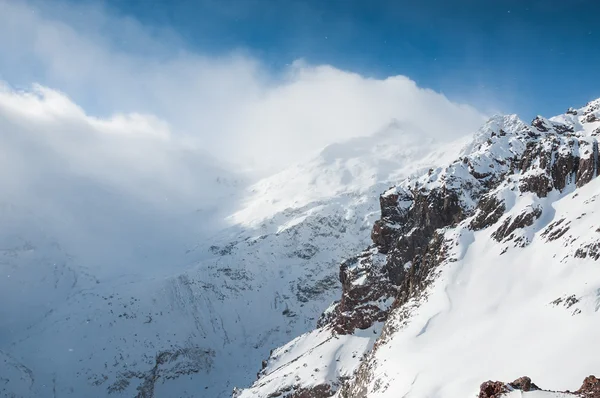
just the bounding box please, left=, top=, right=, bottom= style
left=0, top=120, right=463, bottom=397
left=356, top=178, right=600, bottom=397
left=238, top=99, right=600, bottom=398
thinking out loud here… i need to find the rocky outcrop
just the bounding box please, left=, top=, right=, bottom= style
left=478, top=375, right=600, bottom=398
left=319, top=248, right=396, bottom=334
left=491, top=205, right=542, bottom=243
left=470, top=194, right=506, bottom=230
left=264, top=384, right=334, bottom=398
left=479, top=376, right=540, bottom=398
left=323, top=108, right=600, bottom=396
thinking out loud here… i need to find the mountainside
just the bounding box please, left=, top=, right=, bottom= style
left=0, top=121, right=460, bottom=397
left=237, top=99, right=600, bottom=397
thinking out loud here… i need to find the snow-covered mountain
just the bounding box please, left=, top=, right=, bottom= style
left=237, top=99, right=600, bottom=398
left=0, top=119, right=462, bottom=397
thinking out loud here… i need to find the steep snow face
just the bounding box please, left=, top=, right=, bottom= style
left=0, top=120, right=462, bottom=397
left=350, top=179, right=600, bottom=397
left=238, top=100, right=600, bottom=398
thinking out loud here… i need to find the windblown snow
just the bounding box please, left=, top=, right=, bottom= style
left=0, top=111, right=463, bottom=397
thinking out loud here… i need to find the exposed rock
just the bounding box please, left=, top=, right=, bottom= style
left=520, top=174, right=552, bottom=197
left=470, top=194, right=506, bottom=230
left=492, top=205, right=542, bottom=242
left=509, top=376, right=539, bottom=391
left=582, top=113, right=599, bottom=123
left=265, top=384, right=334, bottom=398
left=532, top=116, right=552, bottom=132
left=239, top=102, right=600, bottom=398
left=371, top=191, right=412, bottom=253
left=478, top=375, right=599, bottom=397
left=325, top=248, right=396, bottom=334
left=577, top=141, right=598, bottom=187
left=479, top=380, right=508, bottom=398
left=567, top=107, right=578, bottom=115
left=577, top=375, right=600, bottom=397
left=574, top=241, right=600, bottom=261
left=553, top=122, right=575, bottom=134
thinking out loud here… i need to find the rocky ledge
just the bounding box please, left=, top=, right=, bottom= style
left=479, top=375, right=600, bottom=397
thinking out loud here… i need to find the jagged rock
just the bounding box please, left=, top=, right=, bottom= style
left=492, top=205, right=542, bottom=242
left=328, top=249, right=396, bottom=334
left=582, top=113, right=599, bottom=123
left=478, top=375, right=599, bottom=397
left=371, top=191, right=412, bottom=253
left=238, top=100, right=600, bottom=398
left=567, top=107, right=578, bottom=115
left=532, top=116, right=552, bottom=132
left=478, top=377, right=539, bottom=397
left=509, top=376, right=539, bottom=391
left=576, top=141, right=599, bottom=187
left=520, top=174, right=553, bottom=197
left=470, top=194, right=506, bottom=230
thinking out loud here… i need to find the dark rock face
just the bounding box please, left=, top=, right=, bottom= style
left=479, top=381, right=508, bottom=398
left=492, top=205, right=542, bottom=242
left=328, top=185, right=466, bottom=335
left=577, top=141, right=599, bottom=187
left=265, top=384, right=334, bottom=398
left=509, top=376, right=539, bottom=391
left=583, top=113, right=599, bottom=123
left=567, top=107, right=578, bottom=115
left=518, top=135, right=598, bottom=196
left=470, top=194, right=506, bottom=231
left=541, top=218, right=571, bottom=241
left=520, top=174, right=553, bottom=197
left=321, top=113, right=600, bottom=339
left=321, top=249, right=396, bottom=334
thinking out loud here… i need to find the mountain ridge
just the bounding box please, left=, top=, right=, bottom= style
left=237, top=98, right=600, bottom=398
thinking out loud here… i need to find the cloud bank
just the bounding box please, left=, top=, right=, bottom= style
left=0, top=0, right=489, bottom=278
left=0, top=0, right=486, bottom=175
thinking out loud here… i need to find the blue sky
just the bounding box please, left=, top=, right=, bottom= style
left=82, top=0, right=599, bottom=119
left=0, top=0, right=598, bottom=172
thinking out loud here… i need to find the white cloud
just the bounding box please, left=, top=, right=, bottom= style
left=0, top=0, right=489, bottom=275
left=0, top=0, right=486, bottom=174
